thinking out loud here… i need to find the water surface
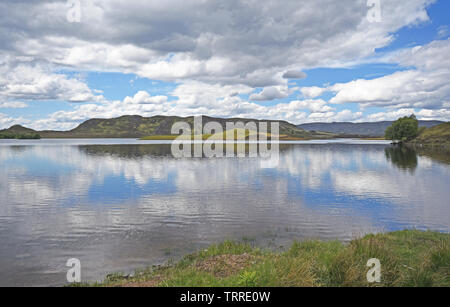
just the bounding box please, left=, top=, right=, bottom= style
left=0, top=139, right=449, bottom=286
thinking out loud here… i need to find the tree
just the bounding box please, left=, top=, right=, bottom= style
left=385, top=115, right=419, bottom=142
left=385, top=126, right=394, bottom=140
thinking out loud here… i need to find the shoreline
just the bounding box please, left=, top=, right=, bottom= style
left=72, top=230, right=449, bottom=287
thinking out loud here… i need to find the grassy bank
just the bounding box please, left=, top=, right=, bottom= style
left=77, top=230, right=449, bottom=287
left=409, top=122, right=450, bottom=148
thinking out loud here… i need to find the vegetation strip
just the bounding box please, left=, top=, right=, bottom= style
left=72, top=230, right=449, bottom=287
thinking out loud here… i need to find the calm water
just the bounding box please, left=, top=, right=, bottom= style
left=0, top=139, right=449, bottom=286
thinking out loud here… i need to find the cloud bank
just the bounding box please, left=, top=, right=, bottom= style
left=0, top=0, right=448, bottom=129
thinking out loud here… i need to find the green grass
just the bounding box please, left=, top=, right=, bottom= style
left=410, top=122, right=450, bottom=147
left=75, top=230, right=449, bottom=287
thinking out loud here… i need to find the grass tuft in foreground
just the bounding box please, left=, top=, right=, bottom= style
left=74, top=230, right=449, bottom=287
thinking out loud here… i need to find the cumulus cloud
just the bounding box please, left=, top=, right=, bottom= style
left=437, top=25, right=449, bottom=38
left=250, top=86, right=289, bottom=101
left=0, top=113, right=30, bottom=129
left=0, top=59, right=104, bottom=103
left=0, top=113, right=14, bottom=128
left=0, top=101, right=28, bottom=108
left=24, top=81, right=355, bottom=130
left=310, top=39, right=450, bottom=113
left=307, top=110, right=363, bottom=123
left=300, top=86, right=328, bottom=99
left=367, top=108, right=450, bottom=122
left=0, top=0, right=448, bottom=127
left=366, top=108, right=417, bottom=122
left=123, top=91, right=168, bottom=104
left=288, top=100, right=334, bottom=113
left=0, top=0, right=435, bottom=86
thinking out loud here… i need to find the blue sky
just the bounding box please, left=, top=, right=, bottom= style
left=0, top=0, right=449, bottom=130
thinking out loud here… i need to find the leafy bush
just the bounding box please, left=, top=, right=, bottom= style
left=385, top=115, right=419, bottom=142
left=16, top=133, right=41, bottom=139
left=0, top=133, right=16, bottom=139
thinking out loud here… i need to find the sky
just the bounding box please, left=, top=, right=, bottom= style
left=0, top=0, right=449, bottom=130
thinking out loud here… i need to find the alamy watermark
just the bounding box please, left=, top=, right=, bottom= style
left=367, top=0, right=382, bottom=23
left=66, top=1, right=381, bottom=24
left=170, top=116, right=280, bottom=166
left=366, top=258, right=381, bottom=283
left=66, top=258, right=81, bottom=283
left=66, top=0, right=81, bottom=23
left=64, top=256, right=381, bottom=284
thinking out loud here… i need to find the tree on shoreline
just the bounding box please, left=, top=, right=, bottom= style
left=385, top=115, right=419, bottom=142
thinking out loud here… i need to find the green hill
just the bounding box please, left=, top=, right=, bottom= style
left=0, top=125, right=41, bottom=139
left=2, top=124, right=36, bottom=134
left=1, top=115, right=335, bottom=139
left=409, top=122, right=450, bottom=147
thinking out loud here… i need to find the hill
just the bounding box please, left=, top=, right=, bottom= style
left=2, top=124, right=37, bottom=134
left=298, top=121, right=444, bottom=137
left=409, top=122, right=450, bottom=147
left=0, top=125, right=41, bottom=139
left=1, top=115, right=334, bottom=139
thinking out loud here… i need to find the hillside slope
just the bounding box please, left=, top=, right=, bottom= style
left=409, top=122, right=450, bottom=147
left=1, top=115, right=334, bottom=139
left=298, top=121, right=444, bottom=137
left=0, top=125, right=41, bottom=139
left=1, top=124, right=37, bottom=134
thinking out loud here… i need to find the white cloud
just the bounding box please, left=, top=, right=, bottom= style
left=0, top=60, right=104, bottom=103
left=170, top=81, right=253, bottom=108
left=0, top=113, right=13, bottom=128
left=320, top=39, right=450, bottom=113
left=306, top=109, right=363, bottom=123
left=394, top=38, right=450, bottom=71
left=437, top=25, right=449, bottom=38
left=0, top=101, right=28, bottom=108
left=0, top=113, right=30, bottom=129
left=288, top=100, right=334, bottom=113
left=250, top=86, right=289, bottom=101
left=0, top=0, right=448, bottom=127
left=365, top=108, right=450, bottom=122
left=366, top=108, right=417, bottom=122
left=25, top=82, right=360, bottom=130
left=416, top=108, right=450, bottom=120
left=300, top=86, right=328, bottom=99
left=329, top=70, right=427, bottom=107
left=124, top=91, right=168, bottom=104
left=0, top=0, right=436, bottom=86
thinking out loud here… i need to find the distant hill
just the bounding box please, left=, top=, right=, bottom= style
left=0, top=124, right=41, bottom=139
left=409, top=122, right=450, bottom=147
left=298, top=121, right=444, bottom=137
left=1, top=115, right=334, bottom=139
left=2, top=124, right=36, bottom=134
